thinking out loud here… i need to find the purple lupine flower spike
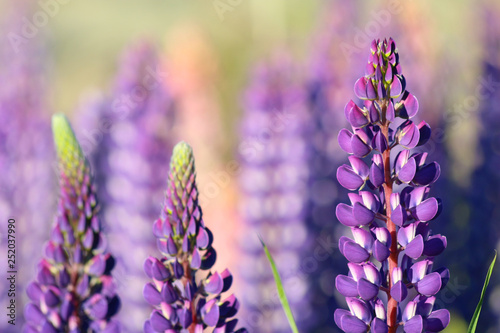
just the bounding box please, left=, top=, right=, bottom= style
left=334, top=39, right=449, bottom=333
left=238, top=56, right=313, bottom=332
left=83, top=42, right=176, bottom=332
left=24, top=115, right=120, bottom=333
left=144, top=142, right=246, bottom=333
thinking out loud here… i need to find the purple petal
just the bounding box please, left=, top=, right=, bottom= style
left=337, top=165, right=364, bottom=191
left=143, top=283, right=162, bottom=306
left=372, top=131, right=388, bottom=153
left=341, top=315, right=368, bottom=333
left=191, top=248, right=201, bottom=269
left=416, top=272, right=442, bottom=296
left=349, top=104, right=369, bottom=128
left=338, top=129, right=354, bottom=154
left=351, top=134, right=371, bottom=158
left=398, top=157, right=416, bottom=183
left=336, top=204, right=359, bottom=227
left=405, top=235, right=424, bottom=259
left=196, top=228, right=210, bottom=249
left=335, top=309, right=351, bottom=330
left=369, top=158, right=384, bottom=188
left=347, top=298, right=372, bottom=323
left=352, top=227, right=374, bottom=250
left=345, top=100, right=356, bottom=120
left=413, top=162, right=441, bottom=186
left=367, top=79, right=377, bottom=99
left=357, top=278, right=379, bottom=301
left=399, top=91, right=419, bottom=118
left=150, top=310, right=172, bottom=331
left=368, top=102, right=380, bottom=123
left=349, top=156, right=370, bottom=179
left=373, top=240, right=390, bottom=262
left=399, top=121, right=420, bottom=149
left=24, top=304, right=45, bottom=325
left=384, top=64, right=393, bottom=83
left=425, top=309, right=450, bottom=331
left=336, top=275, right=359, bottom=297
left=360, top=191, right=379, bottom=212
left=377, top=80, right=386, bottom=99
left=205, top=272, right=224, bottom=295
left=151, top=259, right=171, bottom=281
left=144, top=257, right=154, bottom=279
left=414, top=198, right=439, bottom=222
left=370, top=318, right=388, bottom=333
left=390, top=76, right=403, bottom=97
left=343, top=241, right=370, bottom=263
left=436, top=267, right=450, bottom=289
left=409, top=260, right=431, bottom=283
left=417, top=121, right=431, bottom=146
left=404, top=315, right=423, bottom=333
left=391, top=204, right=406, bottom=227
left=354, top=77, right=368, bottom=99
left=26, top=282, right=43, bottom=302
left=409, top=187, right=427, bottom=208
left=348, top=262, right=365, bottom=281
left=353, top=203, right=375, bottom=225
left=423, top=235, right=447, bottom=256
left=43, top=288, right=60, bottom=308
left=390, top=280, right=408, bottom=303
left=161, top=282, right=178, bottom=304
left=84, top=294, right=108, bottom=320
left=177, top=308, right=193, bottom=328
left=386, top=101, right=395, bottom=122
left=201, top=299, right=220, bottom=327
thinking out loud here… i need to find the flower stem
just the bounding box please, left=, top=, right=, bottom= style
left=381, top=107, right=398, bottom=332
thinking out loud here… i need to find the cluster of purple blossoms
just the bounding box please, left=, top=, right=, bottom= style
left=23, top=115, right=120, bottom=333
left=143, top=142, right=246, bottom=333
left=79, top=41, right=176, bottom=332
left=238, top=57, right=313, bottom=332
left=334, top=39, right=450, bottom=332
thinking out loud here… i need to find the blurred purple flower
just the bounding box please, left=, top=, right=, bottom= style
left=144, top=142, right=246, bottom=333
left=24, top=115, right=120, bottom=332
left=305, top=1, right=362, bottom=330
left=334, top=39, right=449, bottom=333
left=0, top=5, right=54, bottom=331
left=238, top=56, right=314, bottom=332
left=76, top=42, right=177, bottom=332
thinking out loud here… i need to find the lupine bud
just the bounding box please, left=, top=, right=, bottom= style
left=144, top=142, right=246, bottom=332
left=334, top=39, right=449, bottom=333
left=24, top=115, right=120, bottom=332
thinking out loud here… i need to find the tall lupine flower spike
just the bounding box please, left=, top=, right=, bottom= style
left=334, top=39, right=449, bottom=333
left=24, top=115, right=120, bottom=333
left=143, top=142, right=246, bottom=333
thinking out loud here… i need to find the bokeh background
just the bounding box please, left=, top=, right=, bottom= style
left=1, top=0, right=500, bottom=332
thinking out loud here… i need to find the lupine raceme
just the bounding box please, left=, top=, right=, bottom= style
left=24, top=115, right=120, bottom=332
left=143, top=142, right=246, bottom=333
left=334, top=39, right=450, bottom=333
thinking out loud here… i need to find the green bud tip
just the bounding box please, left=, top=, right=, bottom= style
left=171, top=141, right=194, bottom=169
left=52, top=113, right=84, bottom=175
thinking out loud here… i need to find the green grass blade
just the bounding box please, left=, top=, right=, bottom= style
left=467, top=250, right=497, bottom=333
left=259, top=235, right=299, bottom=333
